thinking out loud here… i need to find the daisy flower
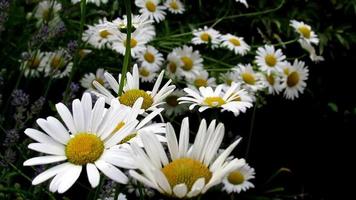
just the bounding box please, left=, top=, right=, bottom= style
left=41, top=49, right=73, bottom=78
left=236, top=0, right=248, bottom=8
left=192, top=26, right=221, bottom=49
left=261, top=72, right=283, bottom=95
left=111, top=31, right=147, bottom=58
left=22, top=51, right=46, bottom=78
left=129, top=118, right=246, bottom=198
left=290, top=20, right=319, bottom=45
left=178, top=83, right=253, bottom=116
left=137, top=45, right=164, bottom=71
left=164, top=0, right=185, bottom=14
left=255, top=45, right=286, bottom=75
left=235, top=64, right=265, bottom=92
left=282, top=59, right=309, bottom=100
left=221, top=34, right=250, bottom=56
left=138, top=65, right=158, bottom=83
left=92, top=64, right=176, bottom=112
left=23, top=93, right=139, bottom=193
left=135, top=0, right=166, bottom=23
left=222, top=163, right=255, bottom=193
left=34, top=0, right=62, bottom=24
left=80, top=68, right=108, bottom=91
left=165, top=52, right=183, bottom=80
left=82, top=19, right=114, bottom=49
left=186, top=70, right=216, bottom=89
left=174, top=45, right=204, bottom=80
left=162, top=90, right=188, bottom=117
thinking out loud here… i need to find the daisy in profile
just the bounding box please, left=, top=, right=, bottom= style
left=192, top=26, right=221, bottom=49
left=255, top=45, right=286, bottom=75
left=178, top=83, right=253, bottom=116
left=129, top=118, right=246, bottom=198
left=222, top=163, right=255, bottom=194
left=261, top=72, right=284, bottom=95
left=290, top=20, right=319, bottom=45
left=93, top=64, right=176, bottom=111
left=135, top=0, right=166, bottom=23
left=23, top=93, right=139, bottom=193
left=282, top=59, right=309, bottom=100
left=82, top=19, right=115, bottom=49
left=164, top=0, right=185, bottom=14
left=236, top=0, right=248, bottom=8
left=111, top=31, right=147, bottom=57
left=174, top=45, right=204, bottom=79
left=137, top=46, right=164, bottom=71
left=41, top=49, right=73, bottom=78
left=22, top=51, right=46, bottom=78
left=80, top=68, right=108, bottom=91
left=186, top=70, right=216, bottom=90
left=162, top=90, right=188, bottom=117
left=235, top=64, right=265, bottom=92
left=165, top=52, right=183, bottom=80
left=221, top=34, right=250, bottom=56
left=34, top=0, right=62, bottom=24
left=138, top=65, right=158, bottom=83
left=298, top=39, right=324, bottom=62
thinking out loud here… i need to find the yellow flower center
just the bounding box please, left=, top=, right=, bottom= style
left=119, top=89, right=153, bottom=110
left=169, top=1, right=179, bottom=10
left=165, top=95, right=179, bottom=107
left=119, top=133, right=137, bottom=144
left=161, top=158, right=212, bottom=191
left=168, top=62, right=177, bottom=73
left=99, top=29, right=111, bottom=39
left=139, top=68, right=150, bottom=77
left=28, top=57, right=41, bottom=69
left=265, top=54, right=277, bottom=67
left=229, top=38, right=241, bottom=46
left=181, top=56, right=193, bottom=71
left=287, top=71, right=300, bottom=87
left=194, top=78, right=208, bottom=88
left=227, top=171, right=245, bottom=185
left=50, top=56, right=64, bottom=69
left=266, top=74, right=275, bottom=85
left=124, top=38, right=138, bottom=48
left=203, top=96, right=225, bottom=107
left=145, top=1, right=156, bottom=12
left=242, top=73, right=256, bottom=85
left=298, top=26, right=311, bottom=39
left=226, top=79, right=233, bottom=86
left=144, top=52, right=155, bottom=63
left=200, top=33, right=211, bottom=42
left=283, top=68, right=290, bottom=76
left=65, top=133, right=104, bottom=165
left=42, top=9, right=52, bottom=22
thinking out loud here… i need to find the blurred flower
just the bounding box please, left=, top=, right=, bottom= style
left=192, top=26, right=221, bottom=49
left=261, top=72, right=284, bottom=95
left=235, top=64, right=265, bottom=92
left=173, top=45, right=204, bottom=80
left=164, top=0, right=185, bottom=14
left=33, top=0, right=62, bottom=25
left=290, top=20, right=319, bottom=45
left=71, top=0, right=108, bottom=6
left=236, top=0, right=248, bottom=8
left=21, top=51, right=46, bottom=78
left=298, top=39, right=324, bottom=63
left=222, top=163, right=255, bottom=193
left=41, top=49, right=73, bottom=78
left=137, top=45, right=164, bottom=71
left=11, top=89, right=29, bottom=107
left=135, top=0, right=166, bottom=23
left=255, top=45, right=286, bottom=75
left=138, top=65, right=158, bottom=83
left=221, top=34, right=250, bottom=56
left=186, top=70, right=216, bottom=90
left=3, top=129, right=20, bottom=147
left=80, top=68, right=108, bottom=91
left=162, top=90, right=187, bottom=117
left=282, top=59, right=309, bottom=100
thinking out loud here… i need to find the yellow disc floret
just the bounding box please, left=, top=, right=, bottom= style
left=203, top=96, right=225, bottom=107
left=146, top=1, right=156, bottom=12
left=200, top=33, right=211, bottom=42
left=194, top=78, right=208, bottom=88
left=144, top=52, right=155, bottom=63
left=227, top=171, right=245, bottom=185
left=181, top=56, right=193, bottom=71
left=287, top=71, right=300, bottom=87
left=99, top=29, right=111, bottom=39
left=65, top=133, right=104, bottom=165
left=229, top=38, right=241, bottom=46
left=119, top=89, right=154, bottom=110
left=265, top=54, right=277, bottom=67
left=242, top=73, right=256, bottom=85
left=298, top=26, right=311, bottom=39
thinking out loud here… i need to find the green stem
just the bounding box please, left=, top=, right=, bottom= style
left=138, top=182, right=145, bottom=200
left=118, top=0, right=132, bottom=95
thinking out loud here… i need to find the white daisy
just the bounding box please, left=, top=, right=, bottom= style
left=92, top=64, right=176, bottom=112
left=178, top=83, right=253, bottom=116
left=186, top=70, right=216, bottom=90
left=192, top=26, right=221, bottom=49
left=282, top=59, right=309, bottom=100
left=80, top=68, right=108, bottom=91
left=161, top=90, right=188, bottom=117
left=137, top=45, right=164, bottom=71
left=261, top=72, right=283, bottom=95
left=129, top=118, right=246, bottom=198
left=41, top=49, right=73, bottom=78
left=138, top=65, right=158, bottom=83
left=255, top=45, right=286, bottom=75
left=111, top=31, right=147, bottom=58
left=165, top=52, right=183, bottom=80
left=221, top=34, right=250, bottom=56
left=135, top=0, right=166, bottom=23
left=82, top=18, right=115, bottom=49
left=164, top=0, right=185, bottom=14
left=222, top=163, right=255, bottom=193
left=23, top=93, right=139, bottom=193
left=34, top=0, right=62, bottom=24
left=174, top=45, right=204, bottom=80
left=290, top=20, right=319, bottom=45
left=22, top=51, right=46, bottom=78
left=236, top=0, right=248, bottom=8
left=235, top=64, right=265, bottom=92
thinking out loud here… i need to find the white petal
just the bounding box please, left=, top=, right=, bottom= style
left=32, top=162, right=71, bottom=185
left=24, top=128, right=61, bottom=145
left=178, top=117, right=189, bottom=157
left=173, top=183, right=188, bottom=198
left=36, top=118, right=68, bottom=144
left=86, top=163, right=100, bottom=188
left=55, top=103, right=77, bottom=134
left=95, top=160, right=128, bottom=184
left=90, top=97, right=106, bottom=133
left=81, top=93, right=92, bottom=131
left=58, top=165, right=82, bottom=193
left=187, top=178, right=205, bottom=197
left=28, top=143, right=65, bottom=155
left=24, top=156, right=67, bottom=166
left=72, top=99, right=85, bottom=133
left=166, top=123, right=179, bottom=160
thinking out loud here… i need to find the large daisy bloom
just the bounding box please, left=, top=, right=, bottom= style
left=93, top=64, right=176, bottom=112
left=178, top=83, right=253, bottom=116
left=129, top=118, right=246, bottom=198
left=174, top=45, right=204, bottom=80
left=23, top=93, right=140, bottom=193
left=137, top=45, right=164, bottom=71
left=255, top=45, right=286, bottom=75
left=135, top=0, right=166, bottom=23
left=192, top=26, right=221, bottom=49
left=222, top=163, right=255, bottom=193
left=282, top=59, right=309, bottom=100
left=221, top=34, right=250, bottom=56
left=80, top=68, right=108, bottom=91
left=164, top=0, right=185, bottom=14
left=290, top=20, right=319, bottom=45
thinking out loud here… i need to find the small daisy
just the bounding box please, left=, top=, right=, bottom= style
left=236, top=0, right=248, bottom=8
left=111, top=31, right=147, bottom=58
left=138, top=65, right=158, bottom=83
left=82, top=19, right=114, bottom=49
left=174, top=45, right=204, bottom=80
left=135, top=0, right=166, bottom=23
left=137, top=45, right=164, bottom=71
left=23, top=93, right=139, bottom=193
left=282, top=59, right=309, bottom=100
left=261, top=72, right=283, bottom=95
left=34, top=0, right=62, bottom=24
left=186, top=70, right=216, bottom=90
left=22, top=51, right=46, bottom=78
left=192, top=26, right=221, bottom=49
left=221, top=34, right=250, bottom=56
left=255, top=45, right=286, bottom=75
left=164, top=0, right=185, bottom=14
left=165, top=52, right=183, bottom=80
left=290, top=20, right=319, bottom=45
left=162, top=90, right=188, bottom=117
left=129, top=118, right=246, bottom=198
left=178, top=83, right=253, bottom=116
left=222, top=163, right=255, bottom=193
left=80, top=68, right=108, bottom=91
left=235, top=64, right=265, bottom=92
left=41, top=49, right=73, bottom=78
left=92, top=64, right=176, bottom=112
